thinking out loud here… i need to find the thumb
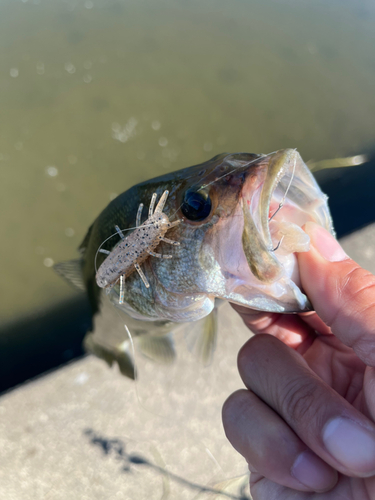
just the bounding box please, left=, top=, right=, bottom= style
left=298, top=222, right=375, bottom=367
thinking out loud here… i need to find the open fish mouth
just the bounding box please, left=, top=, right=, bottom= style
left=265, top=149, right=334, bottom=249
left=243, top=149, right=334, bottom=284
left=218, top=149, right=334, bottom=313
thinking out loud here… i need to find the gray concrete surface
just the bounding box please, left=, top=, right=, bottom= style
left=0, top=302, right=252, bottom=500
left=0, top=223, right=374, bottom=500
left=340, top=223, right=375, bottom=275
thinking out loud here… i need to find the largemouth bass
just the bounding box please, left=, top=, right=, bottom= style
left=56, top=149, right=333, bottom=377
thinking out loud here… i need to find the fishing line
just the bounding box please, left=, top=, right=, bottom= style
left=114, top=306, right=200, bottom=421
left=196, top=150, right=277, bottom=192
left=89, top=148, right=304, bottom=458
left=268, top=149, right=297, bottom=222
left=94, top=149, right=294, bottom=283
left=167, top=149, right=280, bottom=222
left=95, top=150, right=282, bottom=261
left=93, top=157, right=249, bottom=271
left=112, top=300, right=246, bottom=489
left=197, top=150, right=279, bottom=192
left=111, top=304, right=172, bottom=418
left=268, top=150, right=297, bottom=252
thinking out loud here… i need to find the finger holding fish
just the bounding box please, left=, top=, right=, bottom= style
left=231, top=303, right=332, bottom=352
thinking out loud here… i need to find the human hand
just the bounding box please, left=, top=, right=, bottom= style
left=222, top=221, right=375, bottom=499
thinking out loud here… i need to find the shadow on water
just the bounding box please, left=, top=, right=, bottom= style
left=0, top=294, right=92, bottom=395
left=314, top=152, right=375, bottom=238
left=83, top=429, right=250, bottom=500
left=0, top=153, right=374, bottom=394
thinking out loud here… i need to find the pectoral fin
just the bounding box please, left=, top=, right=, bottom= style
left=137, top=334, right=176, bottom=365
left=185, top=307, right=218, bottom=366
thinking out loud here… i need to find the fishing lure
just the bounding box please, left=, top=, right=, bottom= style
left=95, top=190, right=182, bottom=304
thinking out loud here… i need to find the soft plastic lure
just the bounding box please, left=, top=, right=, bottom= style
left=95, top=190, right=182, bottom=304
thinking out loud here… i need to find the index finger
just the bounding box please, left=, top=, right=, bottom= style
left=298, top=222, right=375, bottom=366
left=230, top=304, right=327, bottom=352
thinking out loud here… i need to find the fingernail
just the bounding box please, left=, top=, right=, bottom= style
left=323, top=417, right=375, bottom=474
left=291, top=449, right=337, bottom=491
left=304, top=222, right=348, bottom=262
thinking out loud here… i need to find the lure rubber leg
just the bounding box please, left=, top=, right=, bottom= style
left=167, top=219, right=182, bottom=229
left=134, top=263, right=150, bottom=288
left=136, top=203, right=144, bottom=227
left=115, top=225, right=125, bottom=240
left=154, top=190, right=169, bottom=213
left=119, top=275, right=125, bottom=304
left=147, top=250, right=173, bottom=259
left=148, top=193, right=157, bottom=217
left=99, top=249, right=111, bottom=255
left=159, top=236, right=180, bottom=246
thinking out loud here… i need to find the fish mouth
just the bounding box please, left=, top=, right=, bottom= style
left=243, top=149, right=333, bottom=279
left=233, top=148, right=334, bottom=312
left=262, top=149, right=333, bottom=251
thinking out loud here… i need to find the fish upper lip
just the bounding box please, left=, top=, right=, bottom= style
left=262, top=149, right=298, bottom=250
left=262, top=152, right=288, bottom=245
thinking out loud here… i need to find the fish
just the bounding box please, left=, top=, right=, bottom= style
left=55, top=149, right=333, bottom=378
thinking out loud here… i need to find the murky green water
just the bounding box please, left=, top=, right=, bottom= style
left=1, top=0, right=375, bottom=322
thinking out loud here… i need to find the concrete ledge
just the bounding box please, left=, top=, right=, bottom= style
left=0, top=302, right=252, bottom=500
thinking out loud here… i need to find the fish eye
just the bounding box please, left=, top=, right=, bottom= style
left=181, top=189, right=212, bottom=221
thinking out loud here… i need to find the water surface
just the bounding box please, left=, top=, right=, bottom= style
left=1, top=0, right=375, bottom=321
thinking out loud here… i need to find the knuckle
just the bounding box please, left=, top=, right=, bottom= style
left=340, top=266, right=375, bottom=304
left=280, top=375, right=322, bottom=427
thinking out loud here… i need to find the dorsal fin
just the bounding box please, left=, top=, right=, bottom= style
left=53, top=259, right=85, bottom=291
